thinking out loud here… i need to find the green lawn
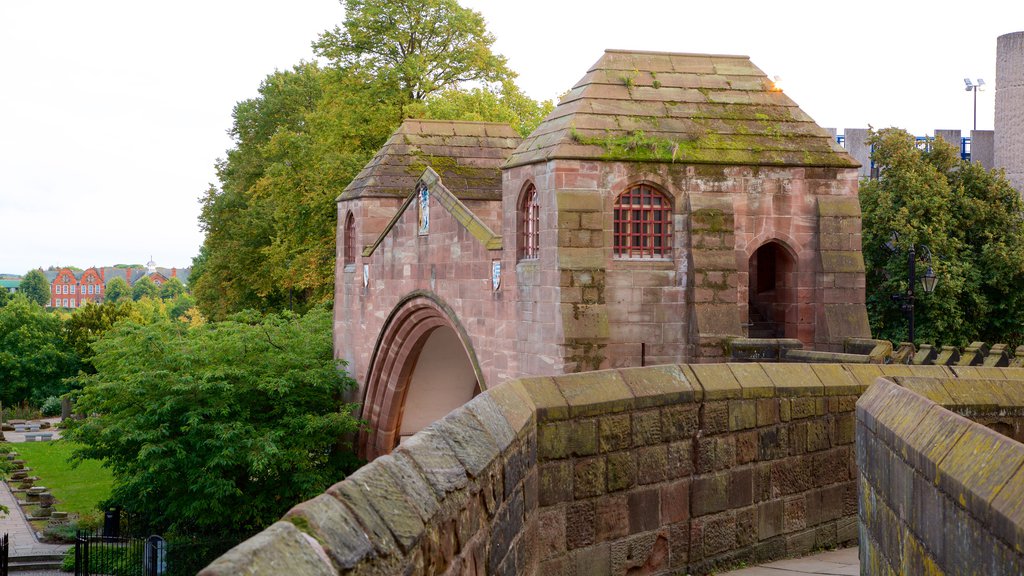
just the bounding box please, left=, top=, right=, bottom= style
left=5, top=440, right=113, bottom=517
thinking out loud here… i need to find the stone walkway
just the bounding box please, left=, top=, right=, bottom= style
left=719, top=547, right=859, bottom=575
left=0, top=478, right=69, bottom=558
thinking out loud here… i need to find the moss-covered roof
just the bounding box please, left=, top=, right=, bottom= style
left=338, top=119, right=521, bottom=202
left=505, top=50, right=858, bottom=169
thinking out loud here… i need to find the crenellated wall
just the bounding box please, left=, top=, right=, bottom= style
left=857, top=375, right=1024, bottom=574
left=201, top=362, right=1024, bottom=575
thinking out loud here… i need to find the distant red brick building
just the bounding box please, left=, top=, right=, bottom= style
left=335, top=50, right=870, bottom=458
left=44, top=261, right=190, bottom=308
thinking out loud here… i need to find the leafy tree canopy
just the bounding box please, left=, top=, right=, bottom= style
left=64, top=301, right=139, bottom=374
left=105, top=277, right=131, bottom=304
left=861, top=128, right=1024, bottom=347
left=315, top=0, right=513, bottom=102
left=64, top=306, right=361, bottom=536
left=132, top=277, right=160, bottom=301
left=20, top=269, right=50, bottom=307
left=158, top=277, right=186, bottom=300
left=193, top=0, right=549, bottom=320
left=0, top=295, right=80, bottom=405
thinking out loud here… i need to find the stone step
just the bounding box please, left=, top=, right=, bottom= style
left=8, top=554, right=65, bottom=572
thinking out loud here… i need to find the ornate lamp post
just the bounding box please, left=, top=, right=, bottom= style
left=889, top=238, right=939, bottom=343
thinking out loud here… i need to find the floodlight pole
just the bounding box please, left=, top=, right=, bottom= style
left=973, top=86, right=978, bottom=131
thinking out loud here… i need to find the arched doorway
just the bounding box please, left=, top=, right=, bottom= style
left=747, top=241, right=797, bottom=338
left=360, top=294, right=482, bottom=459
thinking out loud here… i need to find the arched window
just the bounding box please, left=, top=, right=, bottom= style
left=613, top=185, right=671, bottom=258
left=519, top=184, right=539, bottom=260
left=344, top=212, right=356, bottom=266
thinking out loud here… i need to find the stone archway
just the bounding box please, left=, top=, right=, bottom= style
left=359, top=293, right=482, bottom=460
left=747, top=241, right=798, bottom=339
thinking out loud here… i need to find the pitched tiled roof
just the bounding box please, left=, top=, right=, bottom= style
left=338, top=119, right=521, bottom=202
left=505, top=50, right=858, bottom=169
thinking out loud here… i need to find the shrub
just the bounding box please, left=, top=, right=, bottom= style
left=41, top=396, right=63, bottom=417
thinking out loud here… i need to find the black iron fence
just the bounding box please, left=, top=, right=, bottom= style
left=73, top=524, right=244, bottom=576
left=1, top=533, right=8, bottom=576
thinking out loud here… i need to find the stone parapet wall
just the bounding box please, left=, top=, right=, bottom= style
left=856, top=377, right=1024, bottom=574
left=202, top=363, right=1024, bottom=575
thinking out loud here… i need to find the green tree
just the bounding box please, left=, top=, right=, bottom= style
left=104, top=277, right=130, bottom=303
left=0, top=288, right=11, bottom=307
left=315, top=0, right=513, bottom=102
left=860, top=128, right=1024, bottom=347
left=193, top=0, right=545, bottom=320
left=406, top=81, right=553, bottom=137
left=64, top=306, right=361, bottom=536
left=65, top=301, right=137, bottom=374
left=20, top=269, right=50, bottom=306
left=131, top=277, right=159, bottom=301
left=0, top=295, right=80, bottom=405
left=158, top=277, right=186, bottom=300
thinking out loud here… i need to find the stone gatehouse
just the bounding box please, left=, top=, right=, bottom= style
left=334, top=50, right=870, bottom=459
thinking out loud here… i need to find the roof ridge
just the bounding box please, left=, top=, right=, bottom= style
left=401, top=119, right=515, bottom=126
left=602, top=48, right=750, bottom=59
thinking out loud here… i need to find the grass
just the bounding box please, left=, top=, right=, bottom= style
left=6, top=439, right=113, bottom=517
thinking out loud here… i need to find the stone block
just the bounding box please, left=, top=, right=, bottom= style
left=817, top=196, right=862, bottom=217
left=618, top=364, right=695, bottom=407
left=198, top=522, right=335, bottom=576
left=539, top=462, right=573, bottom=506
left=736, top=430, right=758, bottom=465
left=628, top=487, right=661, bottom=534
left=811, top=363, right=864, bottom=396
left=556, top=189, right=603, bottom=212
left=465, top=393, right=518, bottom=452
left=393, top=426, right=468, bottom=498
left=702, top=401, right=730, bottom=434
left=937, top=424, right=1024, bottom=523
left=761, top=363, right=824, bottom=397
left=553, top=369, right=633, bottom=418
left=573, top=542, right=611, bottom=576
left=661, top=480, right=691, bottom=524
left=691, top=472, right=729, bottom=517
left=756, top=398, right=780, bottom=427
left=283, top=494, right=373, bottom=570
left=537, top=507, right=567, bottom=561
left=728, top=363, right=775, bottom=398
left=574, top=457, right=607, bottom=499
left=517, top=376, right=568, bottom=422
left=599, top=413, right=633, bottom=452
left=610, top=530, right=670, bottom=575
left=729, top=467, right=754, bottom=509
left=632, top=409, right=662, bottom=445
left=607, top=450, right=638, bottom=492
left=566, top=501, right=597, bottom=550
left=667, top=440, right=695, bottom=479
left=633, top=445, right=667, bottom=485
left=487, top=380, right=539, bottom=431
left=757, top=499, right=784, bottom=539
left=435, top=408, right=500, bottom=477
left=729, top=399, right=757, bottom=431
left=595, top=494, right=629, bottom=542
left=559, top=303, right=610, bottom=341
left=662, top=403, right=700, bottom=441
left=689, top=363, right=743, bottom=400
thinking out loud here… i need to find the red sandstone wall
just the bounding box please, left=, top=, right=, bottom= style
left=334, top=193, right=510, bottom=420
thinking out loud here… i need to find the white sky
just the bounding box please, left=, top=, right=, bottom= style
left=1, top=0, right=1019, bottom=275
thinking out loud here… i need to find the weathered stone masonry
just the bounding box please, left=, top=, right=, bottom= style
left=201, top=362, right=1024, bottom=575
left=858, top=373, right=1024, bottom=574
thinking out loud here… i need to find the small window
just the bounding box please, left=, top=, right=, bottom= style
left=344, top=212, right=356, bottom=266
left=613, top=185, right=672, bottom=259
left=519, top=184, right=539, bottom=260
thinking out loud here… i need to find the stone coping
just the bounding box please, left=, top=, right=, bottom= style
left=202, top=363, right=1024, bottom=575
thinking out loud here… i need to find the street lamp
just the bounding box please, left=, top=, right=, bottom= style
left=887, top=237, right=939, bottom=343
left=964, top=78, right=985, bottom=131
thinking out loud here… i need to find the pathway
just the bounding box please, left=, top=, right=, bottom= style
left=719, top=547, right=859, bottom=575
left=0, top=478, right=69, bottom=558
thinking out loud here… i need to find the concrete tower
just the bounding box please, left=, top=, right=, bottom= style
left=996, top=31, right=1024, bottom=193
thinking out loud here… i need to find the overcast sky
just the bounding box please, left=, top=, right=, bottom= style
left=1, top=0, right=1019, bottom=275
